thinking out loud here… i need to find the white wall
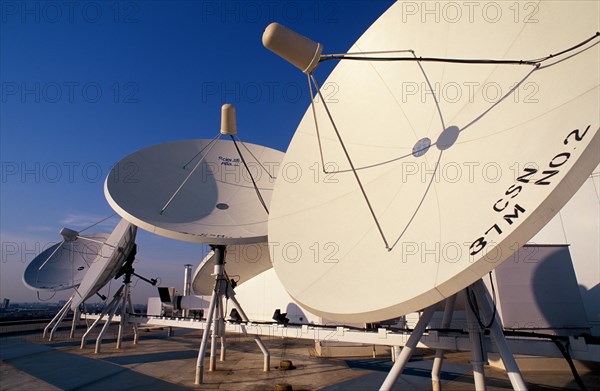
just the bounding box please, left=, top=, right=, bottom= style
left=229, top=268, right=321, bottom=324
left=532, top=168, right=600, bottom=334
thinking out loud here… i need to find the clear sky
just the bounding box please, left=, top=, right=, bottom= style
left=1, top=1, right=395, bottom=304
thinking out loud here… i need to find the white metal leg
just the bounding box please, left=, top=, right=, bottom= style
left=95, top=294, right=121, bottom=353
left=80, top=286, right=122, bottom=349
left=116, top=282, right=129, bottom=349
left=432, top=294, right=457, bottom=390
left=128, top=292, right=139, bottom=345
left=195, top=280, right=218, bottom=384
left=473, top=281, right=527, bottom=391
left=228, top=289, right=270, bottom=372
left=44, top=296, right=73, bottom=340
left=465, top=289, right=487, bottom=391
left=69, top=307, right=79, bottom=339
left=209, top=285, right=220, bottom=371
left=219, top=295, right=226, bottom=362
left=380, top=305, right=436, bottom=391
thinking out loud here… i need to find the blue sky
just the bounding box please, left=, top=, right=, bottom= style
left=1, top=0, right=394, bottom=304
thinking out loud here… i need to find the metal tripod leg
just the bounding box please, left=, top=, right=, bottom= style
left=379, top=305, right=436, bottom=391
left=218, top=295, right=226, bottom=362
left=116, top=282, right=130, bottom=349
left=81, top=286, right=123, bottom=348
left=465, top=288, right=487, bottom=391
left=210, top=284, right=220, bottom=371
left=432, top=294, right=457, bottom=391
left=127, top=290, right=139, bottom=345
left=49, top=300, right=70, bottom=341
left=194, top=244, right=270, bottom=384
left=95, top=290, right=122, bottom=353
left=195, top=279, right=218, bottom=384
left=227, top=286, right=270, bottom=372
left=70, top=307, right=79, bottom=339
left=44, top=296, right=73, bottom=341
left=472, top=281, right=527, bottom=390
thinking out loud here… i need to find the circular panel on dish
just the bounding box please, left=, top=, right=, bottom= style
left=192, top=242, right=271, bottom=296
left=105, top=139, right=284, bottom=245
left=71, top=219, right=137, bottom=310
left=269, top=1, right=600, bottom=322
left=23, top=233, right=109, bottom=292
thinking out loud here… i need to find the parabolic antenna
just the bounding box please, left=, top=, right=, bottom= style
left=192, top=242, right=271, bottom=295
left=23, top=233, right=109, bottom=292
left=266, top=2, right=600, bottom=322
left=71, top=219, right=137, bottom=310
left=104, top=131, right=284, bottom=244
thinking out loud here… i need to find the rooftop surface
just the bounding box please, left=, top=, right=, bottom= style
left=1, top=325, right=599, bottom=390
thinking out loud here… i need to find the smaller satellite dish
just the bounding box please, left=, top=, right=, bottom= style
left=192, top=242, right=271, bottom=296
left=71, top=219, right=137, bottom=310
left=23, top=233, right=110, bottom=292
left=105, top=104, right=284, bottom=245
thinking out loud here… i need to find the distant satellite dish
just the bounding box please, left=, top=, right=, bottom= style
left=105, top=138, right=283, bottom=244
left=71, top=219, right=136, bottom=311
left=267, top=2, right=600, bottom=322
left=23, top=233, right=109, bottom=292
left=192, top=242, right=271, bottom=295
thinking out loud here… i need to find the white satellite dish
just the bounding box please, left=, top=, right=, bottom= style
left=104, top=104, right=281, bottom=383
left=104, top=138, right=283, bottom=244
left=192, top=242, right=271, bottom=296
left=71, top=218, right=137, bottom=311
left=266, top=2, right=600, bottom=323
left=23, top=233, right=109, bottom=292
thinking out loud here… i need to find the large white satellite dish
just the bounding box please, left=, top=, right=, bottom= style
left=71, top=218, right=137, bottom=311
left=23, top=233, right=109, bottom=292
left=192, top=242, right=271, bottom=296
left=104, top=138, right=283, bottom=245
left=266, top=1, right=600, bottom=322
